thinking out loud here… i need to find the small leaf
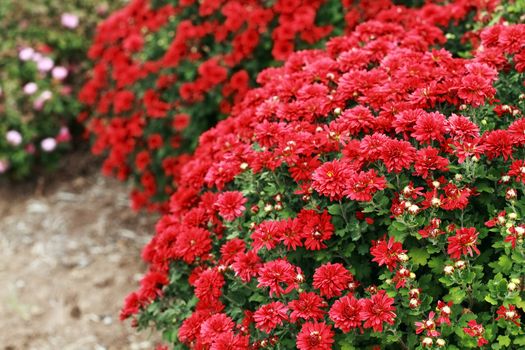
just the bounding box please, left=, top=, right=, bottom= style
left=497, top=335, right=511, bottom=347
left=409, top=247, right=430, bottom=266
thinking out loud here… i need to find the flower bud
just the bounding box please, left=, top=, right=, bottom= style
left=508, top=212, right=518, bottom=220
left=263, top=204, right=273, bottom=212
left=454, top=260, right=466, bottom=270
left=506, top=188, right=517, bottom=200
left=409, top=298, right=420, bottom=309
left=455, top=174, right=463, bottom=181
left=444, top=265, right=455, bottom=275
left=398, top=253, right=409, bottom=262
left=436, top=339, right=446, bottom=347
left=507, top=282, right=517, bottom=292
left=422, top=337, right=433, bottom=347
left=431, top=197, right=441, bottom=208
left=408, top=204, right=420, bottom=214
left=240, top=162, right=248, bottom=170
left=333, top=107, right=342, bottom=115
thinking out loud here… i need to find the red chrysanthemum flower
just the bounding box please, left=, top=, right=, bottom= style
left=296, top=322, right=334, bottom=350
left=411, top=111, right=447, bottom=144
left=344, top=169, right=387, bottom=201
left=174, top=226, right=213, bottom=264
left=231, top=250, right=261, bottom=282
left=496, top=305, right=521, bottom=326
left=463, top=320, right=488, bottom=347
left=298, top=209, right=334, bottom=250
left=313, top=263, right=353, bottom=298
left=253, top=301, right=289, bottom=333
left=216, top=191, right=247, bottom=221
left=359, top=290, right=397, bottom=332
left=414, top=147, right=449, bottom=179
left=194, top=269, right=225, bottom=302
left=312, top=160, right=353, bottom=200
left=251, top=220, right=281, bottom=252
left=288, top=292, right=327, bottom=322
left=210, top=332, right=249, bottom=350
left=483, top=130, right=514, bottom=161
left=257, top=259, right=300, bottom=297
left=380, top=139, right=416, bottom=173
left=329, top=295, right=362, bottom=332
left=199, top=313, right=235, bottom=344
left=508, top=160, right=525, bottom=183
left=370, top=236, right=406, bottom=271
left=447, top=227, right=480, bottom=260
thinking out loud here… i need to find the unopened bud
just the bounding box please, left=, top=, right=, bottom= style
left=398, top=253, right=409, bottom=262
left=444, top=265, right=455, bottom=275
left=455, top=260, right=466, bottom=270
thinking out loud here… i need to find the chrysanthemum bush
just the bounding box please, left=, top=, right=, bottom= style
left=120, top=1, right=525, bottom=349
left=79, top=0, right=463, bottom=211
left=0, top=0, right=118, bottom=177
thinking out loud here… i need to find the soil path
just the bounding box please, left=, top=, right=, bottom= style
left=0, top=155, right=159, bottom=350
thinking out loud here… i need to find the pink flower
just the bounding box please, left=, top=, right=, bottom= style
left=19, top=47, right=34, bottom=61
left=0, top=159, right=9, bottom=174
left=37, top=57, right=54, bottom=72
left=41, top=138, right=57, bottom=152
left=52, top=66, right=68, bottom=80
left=23, top=82, right=38, bottom=95
left=61, top=13, right=79, bottom=29
left=6, top=130, right=22, bottom=146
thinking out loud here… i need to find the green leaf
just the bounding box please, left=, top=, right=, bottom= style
left=327, top=204, right=342, bottom=216
left=484, top=294, right=498, bottom=305
left=409, top=247, right=430, bottom=266
left=497, top=335, right=511, bottom=347
left=514, top=336, right=525, bottom=346
left=446, top=287, right=466, bottom=304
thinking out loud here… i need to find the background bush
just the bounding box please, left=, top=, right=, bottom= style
left=80, top=0, right=422, bottom=211
left=0, top=0, right=119, bottom=178
left=119, top=1, right=525, bottom=349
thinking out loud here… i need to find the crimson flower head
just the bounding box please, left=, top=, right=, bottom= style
left=298, top=209, right=334, bottom=251
left=312, top=159, right=353, bottom=201
left=359, top=290, right=397, bottom=332
left=496, top=305, right=521, bottom=326
left=215, top=191, right=247, bottom=221
left=370, top=236, right=406, bottom=271
left=257, top=259, right=300, bottom=297
left=288, top=292, right=326, bottom=322
left=253, top=301, right=289, bottom=333
left=296, top=322, right=334, bottom=350
left=344, top=169, right=387, bottom=201
left=463, top=320, right=488, bottom=347
left=313, top=263, right=353, bottom=298
left=447, top=227, right=480, bottom=260
left=199, top=313, right=235, bottom=344
left=329, top=294, right=362, bottom=332
left=380, top=138, right=416, bottom=173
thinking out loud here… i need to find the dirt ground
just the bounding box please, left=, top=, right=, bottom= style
left=0, top=154, right=161, bottom=350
